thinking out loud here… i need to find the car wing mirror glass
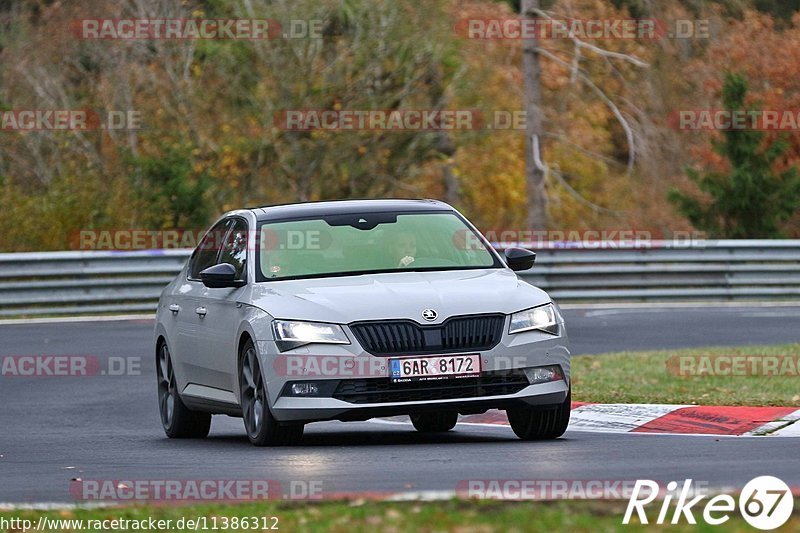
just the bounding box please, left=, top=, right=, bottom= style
left=504, top=247, right=536, bottom=272
left=199, top=263, right=246, bottom=288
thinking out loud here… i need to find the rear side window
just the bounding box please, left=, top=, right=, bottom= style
left=218, top=218, right=248, bottom=281
left=189, top=220, right=231, bottom=279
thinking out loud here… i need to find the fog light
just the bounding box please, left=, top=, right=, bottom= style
left=291, top=383, right=319, bottom=396
left=524, top=365, right=563, bottom=384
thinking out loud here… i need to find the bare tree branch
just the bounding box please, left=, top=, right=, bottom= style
left=532, top=8, right=649, bottom=68
left=532, top=134, right=623, bottom=216
left=538, top=48, right=638, bottom=173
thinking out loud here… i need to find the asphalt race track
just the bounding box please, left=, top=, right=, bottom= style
left=563, top=304, right=800, bottom=355
left=1, top=305, right=799, bottom=503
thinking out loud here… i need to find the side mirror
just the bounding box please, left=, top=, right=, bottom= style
left=504, top=247, right=536, bottom=272
left=199, top=263, right=246, bottom=289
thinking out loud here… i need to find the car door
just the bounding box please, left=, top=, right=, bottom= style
left=173, top=219, right=232, bottom=391
left=193, top=217, right=250, bottom=394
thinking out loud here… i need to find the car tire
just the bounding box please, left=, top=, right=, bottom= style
left=239, top=339, right=304, bottom=446
left=157, top=342, right=212, bottom=438
left=410, top=411, right=458, bottom=433
left=507, top=388, right=571, bottom=440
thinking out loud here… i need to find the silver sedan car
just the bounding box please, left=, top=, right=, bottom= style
left=154, top=199, right=570, bottom=446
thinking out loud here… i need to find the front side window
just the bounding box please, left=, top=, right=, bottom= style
left=218, top=218, right=248, bottom=280
left=189, top=219, right=231, bottom=279
left=256, top=211, right=500, bottom=281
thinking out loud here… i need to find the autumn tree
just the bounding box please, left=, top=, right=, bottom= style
left=669, top=73, right=800, bottom=237
left=513, top=0, right=649, bottom=229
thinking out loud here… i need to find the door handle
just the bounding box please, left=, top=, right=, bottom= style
left=168, top=304, right=181, bottom=314
left=195, top=306, right=207, bottom=317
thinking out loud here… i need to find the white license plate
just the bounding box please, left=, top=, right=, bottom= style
left=389, top=354, right=481, bottom=382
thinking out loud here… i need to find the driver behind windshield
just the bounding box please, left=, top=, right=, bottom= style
left=389, top=230, right=417, bottom=268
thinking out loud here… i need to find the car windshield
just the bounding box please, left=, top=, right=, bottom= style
left=256, top=211, right=500, bottom=281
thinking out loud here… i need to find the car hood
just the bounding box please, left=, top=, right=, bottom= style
left=245, top=268, right=550, bottom=324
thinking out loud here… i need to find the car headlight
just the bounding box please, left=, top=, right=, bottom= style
left=509, top=303, right=559, bottom=335
left=272, top=320, right=350, bottom=351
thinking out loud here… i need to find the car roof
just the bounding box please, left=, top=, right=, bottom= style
left=249, top=199, right=454, bottom=222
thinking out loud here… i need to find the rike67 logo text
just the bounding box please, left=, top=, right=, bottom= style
left=624, top=477, right=793, bottom=530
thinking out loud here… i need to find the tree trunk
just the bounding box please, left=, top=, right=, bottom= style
left=442, top=162, right=459, bottom=206
left=437, top=131, right=459, bottom=205
left=521, top=0, right=547, bottom=230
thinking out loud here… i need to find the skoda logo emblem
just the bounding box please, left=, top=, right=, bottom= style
left=422, top=309, right=438, bottom=321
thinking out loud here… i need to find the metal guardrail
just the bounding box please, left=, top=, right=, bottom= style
left=0, top=250, right=191, bottom=317
left=0, top=241, right=799, bottom=316
left=523, top=240, right=800, bottom=302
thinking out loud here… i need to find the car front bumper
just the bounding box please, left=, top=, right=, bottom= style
left=257, top=323, right=570, bottom=423
left=270, top=381, right=569, bottom=422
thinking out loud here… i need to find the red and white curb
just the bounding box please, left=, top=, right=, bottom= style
left=566, top=403, right=800, bottom=436
left=376, top=404, right=800, bottom=437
